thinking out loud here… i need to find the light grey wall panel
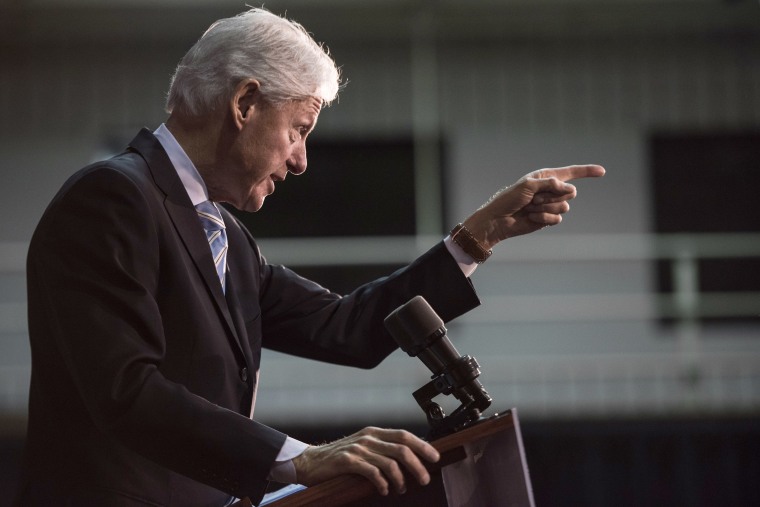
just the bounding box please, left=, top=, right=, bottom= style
left=446, top=128, right=648, bottom=233
left=437, top=35, right=760, bottom=134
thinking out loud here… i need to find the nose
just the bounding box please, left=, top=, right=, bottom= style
left=287, top=142, right=307, bottom=175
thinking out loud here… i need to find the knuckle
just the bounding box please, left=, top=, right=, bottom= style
left=361, top=426, right=380, bottom=436
left=336, top=450, right=355, bottom=466
left=342, top=443, right=364, bottom=458
left=391, top=428, right=412, bottom=441
left=356, top=435, right=375, bottom=448
left=397, top=446, right=415, bottom=462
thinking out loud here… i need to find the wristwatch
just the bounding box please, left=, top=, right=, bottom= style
left=450, top=223, right=492, bottom=263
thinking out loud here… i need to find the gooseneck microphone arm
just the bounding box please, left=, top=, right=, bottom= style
left=384, top=296, right=492, bottom=438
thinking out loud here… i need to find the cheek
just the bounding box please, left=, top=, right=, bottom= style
left=227, top=140, right=254, bottom=172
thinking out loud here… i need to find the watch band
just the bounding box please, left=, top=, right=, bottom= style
left=450, top=223, right=492, bottom=263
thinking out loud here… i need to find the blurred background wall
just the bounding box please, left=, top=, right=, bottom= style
left=1, top=0, right=759, bottom=504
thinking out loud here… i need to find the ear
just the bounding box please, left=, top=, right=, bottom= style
left=230, top=78, right=262, bottom=130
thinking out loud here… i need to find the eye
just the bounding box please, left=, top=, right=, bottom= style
left=291, top=127, right=310, bottom=143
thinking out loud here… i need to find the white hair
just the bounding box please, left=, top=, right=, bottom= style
left=166, top=8, right=341, bottom=116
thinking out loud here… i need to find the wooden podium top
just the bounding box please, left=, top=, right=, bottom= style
left=263, top=410, right=517, bottom=507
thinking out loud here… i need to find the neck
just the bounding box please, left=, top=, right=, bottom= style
left=165, top=113, right=235, bottom=202
left=165, top=114, right=217, bottom=167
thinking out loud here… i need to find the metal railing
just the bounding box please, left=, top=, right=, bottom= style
left=1, top=233, right=758, bottom=422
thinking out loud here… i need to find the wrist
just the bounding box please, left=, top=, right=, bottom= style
left=292, top=448, right=307, bottom=484
left=463, top=212, right=501, bottom=250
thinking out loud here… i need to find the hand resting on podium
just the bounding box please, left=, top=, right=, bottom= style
left=292, top=426, right=440, bottom=497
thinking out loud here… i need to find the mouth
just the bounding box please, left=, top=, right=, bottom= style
left=268, top=172, right=287, bottom=194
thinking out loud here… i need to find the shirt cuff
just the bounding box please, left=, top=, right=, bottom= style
left=268, top=436, right=309, bottom=484
left=444, top=235, right=478, bottom=278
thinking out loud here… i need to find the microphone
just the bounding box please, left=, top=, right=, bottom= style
left=384, top=295, right=459, bottom=375
left=384, top=296, right=491, bottom=426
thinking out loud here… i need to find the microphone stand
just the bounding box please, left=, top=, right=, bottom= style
left=412, top=353, right=492, bottom=439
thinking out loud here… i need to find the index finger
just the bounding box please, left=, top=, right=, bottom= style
left=536, top=164, right=606, bottom=182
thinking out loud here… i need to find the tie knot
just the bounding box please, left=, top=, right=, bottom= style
left=195, top=200, right=225, bottom=232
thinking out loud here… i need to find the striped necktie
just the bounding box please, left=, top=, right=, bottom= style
left=195, top=200, right=228, bottom=293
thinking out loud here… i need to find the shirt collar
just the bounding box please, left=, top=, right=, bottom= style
left=153, top=123, right=209, bottom=206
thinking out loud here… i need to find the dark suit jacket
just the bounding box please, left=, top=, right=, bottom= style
left=16, top=129, right=480, bottom=506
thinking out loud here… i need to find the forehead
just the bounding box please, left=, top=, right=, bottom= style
left=293, top=96, right=322, bottom=118
left=277, top=95, right=320, bottom=113
left=264, top=96, right=322, bottom=126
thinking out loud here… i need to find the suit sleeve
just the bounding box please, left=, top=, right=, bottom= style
left=249, top=227, right=481, bottom=369
left=27, top=166, right=281, bottom=500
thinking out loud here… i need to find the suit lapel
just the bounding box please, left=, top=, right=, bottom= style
left=128, top=129, right=247, bottom=360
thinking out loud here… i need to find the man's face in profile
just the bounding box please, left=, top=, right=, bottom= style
left=221, top=96, right=321, bottom=213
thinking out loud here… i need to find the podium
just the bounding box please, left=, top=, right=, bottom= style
left=258, top=409, right=535, bottom=507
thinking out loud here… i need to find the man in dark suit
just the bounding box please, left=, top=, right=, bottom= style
left=16, top=7, right=604, bottom=506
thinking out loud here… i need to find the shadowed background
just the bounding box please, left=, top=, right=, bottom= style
left=1, top=0, right=759, bottom=505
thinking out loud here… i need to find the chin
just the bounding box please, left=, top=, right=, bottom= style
left=242, top=195, right=266, bottom=213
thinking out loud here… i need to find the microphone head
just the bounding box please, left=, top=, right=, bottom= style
left=384, top=296, right=445, bottom=356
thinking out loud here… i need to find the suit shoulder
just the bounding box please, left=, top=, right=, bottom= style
left=66, top=149, right=152, bottom=189
left=47, top=148, right=162, bottom=213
